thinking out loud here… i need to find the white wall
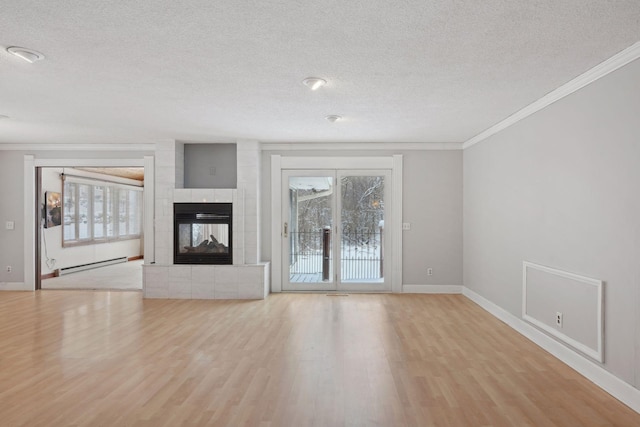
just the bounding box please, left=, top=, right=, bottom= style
left=40, top=167, right=141, bottom=276
left=463, top=58, right=640, bottom=388
left=0, top=151, right=27, bottom=285
left=260, top=149, right=463, bottom=289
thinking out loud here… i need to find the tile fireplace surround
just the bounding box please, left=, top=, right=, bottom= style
left=143, top=141, right=270, bottom=299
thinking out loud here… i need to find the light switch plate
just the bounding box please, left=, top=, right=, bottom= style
left=402, top=223, right=411, bottom=230
left=6, top=221, right=14, bottom=230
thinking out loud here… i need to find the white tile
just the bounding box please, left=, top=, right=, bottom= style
left=191, top=266, right=215, bottom=299
left=215, top=267, right=238, bottom=285
left=243, top=197, right=257, bottom=214
left=168, top=281, right=191, bottom=299
left=233, top=234, right=244, bottom=249
left=244, top=215, right=258, bottom=232
left=244, top=231, right=258, bottom=249
left=237, top=282, right=264, bottom=299
left=191, top=189, right=215, bottom=202
left=233, top=247, right=244, bottom=265
left=155, top=217, right=172, bottom=234
left=155, top=250, right=172, bottom=265
left=173, top=189, right=192, bottom=202
left=245, top=251, right=258, bottom=265
left=234, top=196, right=244, bottom=212
left=191, top=281, right=215, bottom=299
left=191, top=266, right=215, bottom=284
left=169, top=266, right=191, bottom=280
left=167, top=266, right=191, bottom=299
left=144, top=265, right=167, bottom=282
left=215, top=282, right=238, bottom=299
left=155, top=153, right=176, bottom=167
left=156, top=166, right=176, bottom=183
left=155, top=186, right=174, bottom=199
left=237, top=266, right=262, bottom=284
left=214, top=189, right=233, bottom=202
left=155, top=241, right=172, bottom=257
left=263, top=265, right=271, bottom=296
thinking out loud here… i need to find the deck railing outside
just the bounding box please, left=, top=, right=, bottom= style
left=290, top=228, right=383, bottom=281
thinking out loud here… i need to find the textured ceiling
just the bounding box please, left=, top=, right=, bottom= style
left=0, top=1, right=639, bottom=145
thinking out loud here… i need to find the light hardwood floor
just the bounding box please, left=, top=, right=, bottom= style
left=0, top=291, right=637, bottom=426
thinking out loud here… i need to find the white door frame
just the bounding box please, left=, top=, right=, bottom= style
left=282, top=169, right=337, bottom=292
left=23, top=155, right=154, bottom=291
left=271, top=155, right=403, bottom=293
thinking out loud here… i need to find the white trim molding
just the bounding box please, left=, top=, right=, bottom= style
left=262, top=142, right=462, bottom=151
left=22, top=154, right=151, bottom=293
left=35, top=158, right=146, bottom=167
left=391, top=154, right=403, bottom=293
left=280, top=156, right=393, bottom=170
left=270, top=155, right=283, bottom=293
left=463, top=286, right=640, bottom=415
left=403, top=284, right=462, bottom=294
left=1, top=143, right=155, bottom=151
left=23, top=155, right=36, bottom=291
left=463, top=41, right=640, bottom=150
left=143, top=155, right=155, bottom=266
left=522, top=261, right=604, bottom=362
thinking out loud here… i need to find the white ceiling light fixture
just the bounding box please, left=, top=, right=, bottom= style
left=7, top=46, right=45, bottom=63
left=302, top=77, right=327, bottom=91
left=325, top=115, right=342, bottom=123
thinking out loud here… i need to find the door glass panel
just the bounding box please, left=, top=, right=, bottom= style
left=288, top=176, right=334, bottom=283
left=340, top=176, right=384, bottom=282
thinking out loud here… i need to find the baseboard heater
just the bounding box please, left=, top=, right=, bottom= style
left=57, top=256, right=128, bottom=276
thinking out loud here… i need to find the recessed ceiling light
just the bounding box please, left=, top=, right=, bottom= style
left=7, top=46, right=45, bottom=63
left=325, top=115, right=342, bottom=123
left=302, top=77, right=327, bottom=91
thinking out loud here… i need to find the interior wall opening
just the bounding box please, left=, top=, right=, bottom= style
left=37, top=166, right=145, bottom=291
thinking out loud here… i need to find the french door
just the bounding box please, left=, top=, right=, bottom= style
left=282, top=169, right=392, bottom=292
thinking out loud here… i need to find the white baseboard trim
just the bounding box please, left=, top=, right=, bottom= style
left=403, top=284, right=462, bottom=294
left=462, top=286, right=640, bottom=414
left=0, top=282, right=29, bottom=291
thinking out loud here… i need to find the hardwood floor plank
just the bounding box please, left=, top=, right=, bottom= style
left=0, top=291, right=638, bottom=426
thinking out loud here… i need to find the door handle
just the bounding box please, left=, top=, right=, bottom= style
left=283, top=222, right=288, bottom=238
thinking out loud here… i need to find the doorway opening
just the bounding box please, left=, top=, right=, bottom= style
left=37, top=166, right=145, bottom=291
left=282, top=169, right=392, bottom=292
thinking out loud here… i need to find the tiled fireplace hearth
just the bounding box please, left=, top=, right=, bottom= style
left=143, top=141, right=269, bottom=299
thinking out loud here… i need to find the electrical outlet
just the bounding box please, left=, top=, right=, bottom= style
left=427, top=268, right=433, bottom=276
left=556, top=312, right=563, bottom=328
left=6, top=266, right=11, bottom=273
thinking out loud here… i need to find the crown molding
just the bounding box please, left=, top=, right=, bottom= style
left=463, top=40, right=640, bottom=150
left=0, top=143, right=156, bottom=151
left=261, top=142, right=462, bottom=151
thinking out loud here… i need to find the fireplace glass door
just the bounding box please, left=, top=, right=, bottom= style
left=174, top=203, right=232, bottom=264
left=178, top=222, right=229, bottom=254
